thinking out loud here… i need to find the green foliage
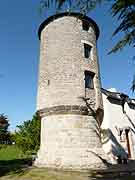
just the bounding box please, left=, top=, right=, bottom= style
left=0, top=114, right=9, bottom=133
left=109, top=0, right=135, bottom=54
left=0, top=145, right=24, bottom=161
left=40, top=0, right=103, bottom=14
left=14, top=112, right=41, bottom=154
left=40, top=0, right=135, bottom=54
left=40, top=0, right=135, bottom=91
left=0, top=114, right=11, bottom=144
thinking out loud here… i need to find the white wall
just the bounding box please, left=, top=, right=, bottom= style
left=101, top=93, right=135, bottom=163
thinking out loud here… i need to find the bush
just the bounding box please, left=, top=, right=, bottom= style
left=14, top=112, right=41, bottom=154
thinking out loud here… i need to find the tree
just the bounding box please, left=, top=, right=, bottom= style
left=109, top=0, right=135, bottom=54
left=0, top=114, right=10, bottom=143
left=0, top=114, right=9, bottom=133
left=40, top=0, right=135, bottom=53
left=14, top=112, right=41, bottom=154
left=40, top=0, right=135, bottom=91
left=40, top=0, right=102, bottom=14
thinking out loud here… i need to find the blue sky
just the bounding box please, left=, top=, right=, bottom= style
left=0, top=1, right=134, bottom=131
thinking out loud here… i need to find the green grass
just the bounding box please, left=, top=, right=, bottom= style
left=0, top=145, right=32, bottom=178
left=0, top=145, right=24, bottom=160
left=0, top=167, right=135, bottom=180
left=0, top=145, right=135, bottom=180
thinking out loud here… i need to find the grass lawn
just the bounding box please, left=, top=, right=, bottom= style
left=0, top=167, right=135, bottom=180
left=0, top=145, right=135, bottom=180
left=0, top=145, right=32, bottom=178
left=0, top=168, right=91, bottom=180
left=0, top=145, right=24, bottom=160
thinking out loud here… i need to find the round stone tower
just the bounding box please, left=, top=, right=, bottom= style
left=35, top=12, right=106, bottom=170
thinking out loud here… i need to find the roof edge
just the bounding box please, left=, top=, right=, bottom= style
left=38, top=12, right=100, bottom=40
left=101, top=88, right=135, bottom=105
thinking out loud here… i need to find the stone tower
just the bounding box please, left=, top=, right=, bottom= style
left=35, top=12, right=106, bottom=170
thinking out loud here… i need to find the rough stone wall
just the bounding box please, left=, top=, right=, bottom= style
left=36, top=114, right=105, bottom=170
left=37, top=16, right=103, bottom=112
left=35, top=15, right=106, bottom=170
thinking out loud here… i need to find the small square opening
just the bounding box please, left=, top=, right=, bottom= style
left=82, top=20, right=90, bottom=31
left=85, top=71, right=94, bottom=89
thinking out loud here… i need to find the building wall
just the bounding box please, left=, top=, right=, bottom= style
left=37, top=15, right=103, bottom=111
left=35, top=14, right=106, bottom=170
left=102, top=92, right=135, bottom=163
left=36, top=114, right=105, bottom=170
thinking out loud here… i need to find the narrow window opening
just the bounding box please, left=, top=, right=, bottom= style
left=84, top=43, right=92, bottom=59
left=85, top=71, right=94, bottom=89
left=48, top=80, right=50, bottom=86
left=82, top=20, right=90, bottom=31
left=125, top=129, right=131, bottom=158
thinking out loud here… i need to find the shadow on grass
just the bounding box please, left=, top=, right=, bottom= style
left=1, top=159, right=135, bottom=180
left=89, top=173, right=135, bottom=180
left=0, top=158, right=32, bottom=177
left=88, top=160, right=135, bottom=180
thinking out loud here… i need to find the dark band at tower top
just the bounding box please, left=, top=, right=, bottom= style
left=38, top=12, right=100, bottom=40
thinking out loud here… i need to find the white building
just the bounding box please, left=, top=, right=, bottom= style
left=101, top=88, right=135, bottom=164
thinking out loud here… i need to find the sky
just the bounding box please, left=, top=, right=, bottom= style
left=0, top=1, right=134, bottom=131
